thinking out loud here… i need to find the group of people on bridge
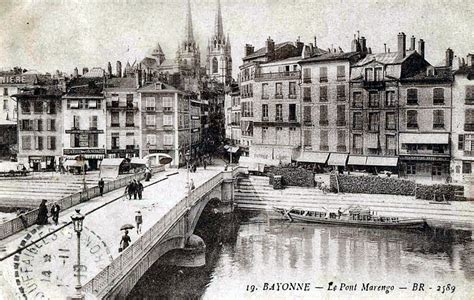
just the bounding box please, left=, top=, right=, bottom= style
left=124, top=180, right=144, bottom=200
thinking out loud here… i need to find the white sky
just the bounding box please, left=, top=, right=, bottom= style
left=0, top=0, right=472, bottom=76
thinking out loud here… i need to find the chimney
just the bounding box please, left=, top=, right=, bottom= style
left=467, top=54, right=474, bottom=67
left=314, top=36, right=317, bottom=48
left=452, top=56, right=460, bottom=71
left=462, top=58, right=466, bottom=67
left=295, top=38, right=304, bottom=55
left=397, top=32, right=406, bottom=58
left=107, top=62, right=112, bottom=78
left=410, top=35, right=416, bottom=51
left=384, top=43, right=387, bottom=53
left=445, top=48, right=454, bottom=67
left=82, top=67, right=89, bottom=75
left=244, top=44, right=254, bottom=56
left=388, top=48, right=391, bottom=53
left=266, top=37, right=275, bottom=58
left=368, top=47, right=372, bottom=54
left=418, top=39, right=425, bottom=59
left=360, top=37, right=367, bottom=54
left=73, top=67, right=79, bottom=78
left=136, top=69, right=142, bottom=88
left=116, top=61, right=122, bottom=77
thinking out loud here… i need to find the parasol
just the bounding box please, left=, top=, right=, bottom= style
left=120, top=224, right=134, bottom=231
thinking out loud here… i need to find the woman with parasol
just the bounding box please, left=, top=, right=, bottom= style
left=119, top=224, right=134, bottom=252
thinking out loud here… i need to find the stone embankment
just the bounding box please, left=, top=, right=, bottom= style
left=235, top=176, right=474, bottom=230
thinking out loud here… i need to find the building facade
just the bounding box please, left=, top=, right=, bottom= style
left=62, top=77, right=107, bottom=170
left=225, top=84, right=241, bottom=146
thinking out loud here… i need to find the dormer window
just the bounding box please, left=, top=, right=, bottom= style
left=154, top=83, right=163, bottom=90
left=365, top=68, right=374, bottom=81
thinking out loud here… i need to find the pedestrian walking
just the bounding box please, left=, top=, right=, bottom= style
left=36, top=199, right=49, bottom=225
left=50, top=202, right=60, bottom=225
left=98, top=178, right=105, bottom=196
left=190, top=178, right=195, bottom=190
left=126, top=181, right=134, bottom=200
left=133, top=179, right=138, bottom=200
left=137, top=181, right=144, bottom=200
left=203, top=159, right=207, bottom=170
left=135, top=211, right=143, bottom=234
left=119, top=230, right=131, bottom=252
left=192, top=164, right=197, bottom=173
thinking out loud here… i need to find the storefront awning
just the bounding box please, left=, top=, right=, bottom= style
left=296, top=152, right=329, bottom=164
left=130, top=158, right=147, bottom=165
left=399, top=133, right=450, bottom=144
left=100, top=158, right=125, bottom=166
left=327, top=153, right=348, bottom=166
left=63, top=160, right=82, bottom=167
left=366, top=156, right=398, bottom=167
left=348, top=155, right=368, bottom=165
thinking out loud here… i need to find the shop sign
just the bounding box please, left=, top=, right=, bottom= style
left=63, top=148, right=106, bottom=155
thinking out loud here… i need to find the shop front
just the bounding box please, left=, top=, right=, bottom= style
left=107, top=148, right=140, bottom=159
left=63, top=148, right=106, bottom=171
left=28, top=156, right=56, bottom=171
left=399, top=156, right=450, bottom=182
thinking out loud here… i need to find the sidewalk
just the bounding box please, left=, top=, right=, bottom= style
left=0, top=166, right=221, bottom=299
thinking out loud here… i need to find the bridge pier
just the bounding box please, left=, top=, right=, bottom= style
left=159, top=234, right=206, bottom=267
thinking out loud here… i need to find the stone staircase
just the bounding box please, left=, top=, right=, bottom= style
left=235, top=176, right=474, bottom=230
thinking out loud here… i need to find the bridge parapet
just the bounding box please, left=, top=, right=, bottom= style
left=82, top=167, right=244, bottom=298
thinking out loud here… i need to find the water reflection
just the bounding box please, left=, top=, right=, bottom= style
left=129, top=211, right=473, bottom=299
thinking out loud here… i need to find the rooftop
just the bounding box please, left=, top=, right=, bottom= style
left=299, top=51, right=360, bottom=64
left=104, top=77, right=137, bottom=89
left=353, top=50, right=417, bottom=66
left=65, top=77, right=104, bottom=97
left=137, top=81, right=181, bottom=93
left=243, top=41, right=294, bottom=60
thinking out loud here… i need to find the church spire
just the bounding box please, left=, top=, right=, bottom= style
left=214, top=0, right=224, bottom=40
left=184, top=0, right=194, bottom=44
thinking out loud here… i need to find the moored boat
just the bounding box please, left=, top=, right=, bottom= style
left=273, top=206, right=428, bottom=230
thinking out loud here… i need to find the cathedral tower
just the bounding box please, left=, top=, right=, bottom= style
left=176, top=0, right=201, bottom=78
left=206, top=0, right=232, bottom=85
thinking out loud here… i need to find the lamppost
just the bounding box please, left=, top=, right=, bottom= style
left=70, top=209, right=85, bottom=300
left=76, top=155, right=87, bottom=192
left=185, top=150, right=191, bottom=208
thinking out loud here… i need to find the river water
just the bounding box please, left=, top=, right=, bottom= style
left=130, top=211, right=474, bottom=299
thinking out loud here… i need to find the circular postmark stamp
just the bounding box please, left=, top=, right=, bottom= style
left=13, top=225, right=113, bottom=299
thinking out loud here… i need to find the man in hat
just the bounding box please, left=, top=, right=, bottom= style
left=98, top=178, right=105, bottom=196
left=137, top=181, right=144, bottom=200
left=135, top=211, right=143, bottom=234
left=36, top=199, right=49, bottom=225
left=50, top=202, right=60, bottom=225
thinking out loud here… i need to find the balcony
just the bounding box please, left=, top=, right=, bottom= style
left=337, top=76, right=346, bottom=81
left=337, top=145, right=347, bottom=152
left=275, top=94, right=283, bottom=99
left=111, top=123, right=120, bottom=127
left=319, top=77, right=328, bottom=83
left=125, top=123, right=135, bottom=128
left=433, top=98, right=445, bottom=105
left=465, top=124, right=474, bottom=131
left=163, top=107, right=173, bottom=113
left=289, top=94, right=297, bottom=99
left=303, top=77, right=312, bottom=83
left=363, top=80, right=385, bottom=89
left=465, top=97, right=474, bottom=105
left=254, top=71, right=301, bottom=82
left=106, top=102, right=138, bottom=110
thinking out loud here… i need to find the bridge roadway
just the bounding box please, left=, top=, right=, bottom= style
left=0, top=166, right=223, bottom=299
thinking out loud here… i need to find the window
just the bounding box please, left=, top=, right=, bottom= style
left=111, top=133, right=120, bottom=149
left=369, top=92, right=379, bottom=107
left=337, top=130, right=346, bottom=152
left=163, top=115, right=173, bottom=126
left=275, top=127, right=283, bottom=144
left=353, top=112, right=363, bottom=130
left=320, top=130, right=328, bottom=151
left=337, top=66, right=345, bottom=80
left=89, top=115, right=98, bottom=130
left=303, top=87, right=311, bottom=102
left=126, top=112, right=134, bottom=127
left=386, top=135, right=396, bottom=155
left=47, top=119, right=56, bottom=131
left=146, top=134, right=156, bottom=146
left=35, top=119, right=43, bottom=131
left=319, top=105, right=328, bottom=126
left=275, top=82, right=283, bottom=98
left=262, top=83, right=269, bottom=99
left=304, top=130, right=312, bottom=148
left=3, top=88, right=8, bottom=96
left=289, top=104, right=296, bottom=121
left=3, top=99, right=8, bottom=110
left=261, top=126, right=268, bottom=143
left=385, top=112, right=396, bottom=130
left=21, top=101, right=31, bottom=114
left=126, top=94, right=134, bottom=108
left=407, top=110, right=418, bottom=128
left=47, top=100, right=56, bottom=114
left=303, top=106, right=312, bottom=125
left=21, top=119, right=32, bottom=131
left=111, top=112, right=120, bottom=127
left=88, top=100, right=97, bottom=108
left=462, top=162, right=472, bottom=174
left=89, top=134, right=98, bottom=147
left=22, top=136, right=31, bottom=150
left=374, top=67, right=383, bottom=81
left=352, top=92, right=362, bottom=107
left=337, top=85, right=345, bottom=101
left=146, top=115, right=155, bottom=127
left=433, top=110, right=444, bottom=129
left=163, top=97, right=173, bottom=111
left=406, top=162, right=416, bottom=175
left=407, top=89, right=418, bottom=105
left=47, top=136, right=56, bottom=150
left=303, top=68, right=311, bottom=83
left=466, top=86, right=474, bottom=104
left=289, top=82, right=296, bottom=98
left=365, top=68, right=374, bottom=81
left=71, top=116, right=79, bottom=130
left=320, top=86, right=328, bottom=102
left=336, top=105, right=346, bottom=126
left=35, top=136, right=43, bottom=150
left=465, top=109, right=474, bottom=131
left=164, top=134, right=173, bottom=145
left=212, top=57, right=218, bottom=73
left=69, top=100, right=80, bottom=109
left=34, top=101, right=43, bottom=113
left=262, top=104, right=268, bottom=121
left=352, top=134, right=363, bottom=154
left=319, top=67, right=328, bottom=82
left=458, top=134, right=464, bottom=150
left=433, top=88, right=444, bottom=105
left=385, top=91, right=396, bottom=107
left=275, top=104, right=283, bottom=121
left=125, top=133, right=135, bottom=149
left=145, top=97, right=155, bottom=111
left=368, top=112, right=379, bottom=131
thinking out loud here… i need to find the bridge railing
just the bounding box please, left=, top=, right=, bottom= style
left=82, top=169, right=230, bottom=297
left=0, top=167, right=164, bottom=240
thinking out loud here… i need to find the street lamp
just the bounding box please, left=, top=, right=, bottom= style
left=76, top=155, right=87, bottom=192
left=70, top=209, right=85, bottom=300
